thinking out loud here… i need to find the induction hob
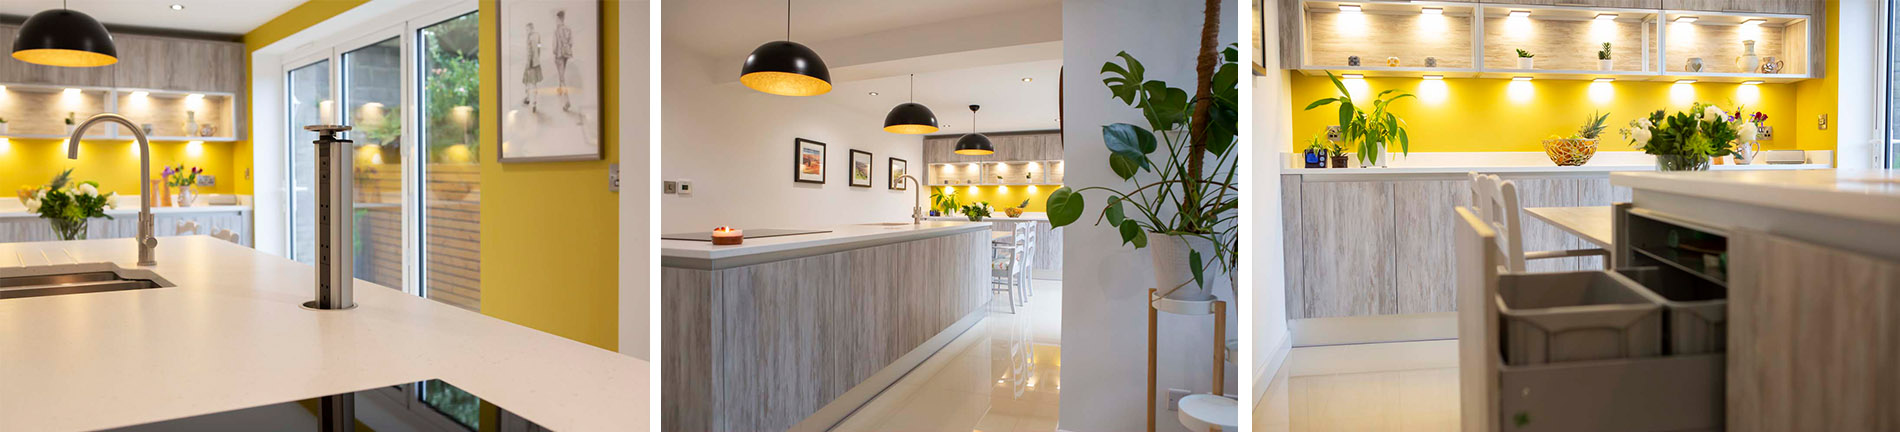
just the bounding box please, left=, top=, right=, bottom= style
left=660, top=228, right=831, bottom=242
left=105, top=379, right=547, bottom=432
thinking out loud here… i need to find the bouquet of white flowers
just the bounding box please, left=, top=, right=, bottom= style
left=20, top=169, right=116, bottom=240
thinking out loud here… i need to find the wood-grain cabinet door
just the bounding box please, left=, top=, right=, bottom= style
left=1663, top=0, right=1810, bottom=14
left=1298, top=180, right=1396, bottom=318
left=1489, top=0, right=1660, bottom=8
left=1392, top=180, right=1469, bottom=314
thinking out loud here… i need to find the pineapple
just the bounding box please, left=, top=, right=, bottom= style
left=1576, top=111, right=1610, bottom=140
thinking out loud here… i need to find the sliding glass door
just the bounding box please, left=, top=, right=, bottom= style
left=285, top=59, right=330, bottom=265
left=418, top=13, right=483, bottom=311
left=342, top=36, right=407, bottom=292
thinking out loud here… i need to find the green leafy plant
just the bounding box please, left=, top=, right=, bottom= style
left=959, top=202, right=993, bottom=221
left=23, top=169, right=115, bottom=240
left=1303, top=72, right=1414, bottom=165
left=930, top=187, right=962, bottom=215
left=1598, top=43, right=1612, bottom=60
left=65, top=112, right=76, bottom=125
left=164, top=165, right=202, bottom=188
left=1303, top=135, right=1327, bottom=153
left=1516, top=49, right=1534, bottom=58
left=1574, top=111, right=1610, bottom=139
left=1618, top=103, right=1740, bottom=160
left=0, top=116, right=8, bottom=123
left=1044, top=44, right=1240, bottom=291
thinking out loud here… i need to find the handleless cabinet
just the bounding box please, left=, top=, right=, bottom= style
left=1486, top=0, right=1660, bottom=8
left=1663, top=0, right=1814, bottom=14
left=921, top=131, right=1062, bottom=164
left=0, top=25, right=243, bottom=93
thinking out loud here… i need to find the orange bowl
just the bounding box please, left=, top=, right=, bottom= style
left=1542, top=138, right=1598, bottom=166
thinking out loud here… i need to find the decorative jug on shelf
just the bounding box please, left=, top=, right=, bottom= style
left=1760, top=57, right=1784, bottom=74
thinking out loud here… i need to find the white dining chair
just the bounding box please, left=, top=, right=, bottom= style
left=991, top=229, right=1027, bottom=313
left=1019, top=221, right=1037, bottom=300
left=210, top=228, right=240, bottom=244
left=1468, top=172, right=1609, bottom=272
left=174, top=220, right=200, bottom=236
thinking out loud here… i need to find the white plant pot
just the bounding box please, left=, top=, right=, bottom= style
left=65, top=125, right=76, bottom=134
left=1600, top=59, right=1614, bottom=71
left=0, top=123, right=8, bottom=134
left=1518, top=58, right=1534, bottom=69
left=1149, top=234, right=1230, bottom=301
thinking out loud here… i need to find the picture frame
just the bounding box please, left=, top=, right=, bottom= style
left=848, top=150, right=874, bottom=188
left=889, top=158, right=908, bottom=190
left=499, top=0, right=602, bottom=162
left=794, top=138, right=827, bottom=184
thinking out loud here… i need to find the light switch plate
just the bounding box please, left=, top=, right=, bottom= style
left=678, top=179, right=693, bottom=196
left=608, top=163, right=620, bottom=192
left=1167, top=388, right=1191, bottom=411
left=662, top=181, right=678, bottom=194
left=1817, top=114, right=1829, bottom=130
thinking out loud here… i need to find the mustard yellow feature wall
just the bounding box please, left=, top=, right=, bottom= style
left=1287, top=74, right=1813, bottom=153
left=1793, top=0, right=1839, bottom=152
left=477, top=0, right=620, bottom=351
left=239, top=0, right=374, bottom=197
left=937, top=185, right=1059, bottom=213
left=1, top=139, right=236, bottom=196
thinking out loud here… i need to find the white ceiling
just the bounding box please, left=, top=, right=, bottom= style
left=664, top=0, right=1060, bottom=58
left=0, top=0, right=305, bottom=35
left=830, top=58, right=1062, bottom=134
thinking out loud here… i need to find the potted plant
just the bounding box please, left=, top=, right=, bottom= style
left=959, top=202, right=993, bottom=222
left=1327, top=138, right=1349, bottom=168
left=164, top=165, right=202, bottom=207
left=1304, top=72, right=1414, bottom=167
left=1301, top=135, right=1328, bottom=168
left=1618, top=103, right=1740, bottom=171
left=1516, top=49, right=1535, bottom=69
left=930, top=187, right=962, bottom=217
left=0, top=116, right=9, bottom=134
left=1045, top=44, right=1240, bottom=301
left=64, top=112, right=77, bottom=134
left=1542, top=111, right=1609, bottom=166
left=1598, top=43, right=1613, bottom=71
left=23, top=169, right=116, bottom=241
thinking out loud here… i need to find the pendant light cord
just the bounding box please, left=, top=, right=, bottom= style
left=785, top=0, right=792, bottom=41
left=908, top=74, right=915, bottom=103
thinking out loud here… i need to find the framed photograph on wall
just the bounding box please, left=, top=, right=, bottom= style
left=794, top=138, right=827, bottom=184
left=889, top=158, right=908, bottom=190
left=499, top=0, right=601, bottom=162
left=849, top=150, right=874, bottom=188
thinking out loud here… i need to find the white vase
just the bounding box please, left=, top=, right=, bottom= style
left=1600, top=59, right=1614, bottom=71
left=0, top=123, right=8, bottom=134
left=1518, top=58, right=1533, bottom=69
left=1149, top=234, right=1230, bottom=301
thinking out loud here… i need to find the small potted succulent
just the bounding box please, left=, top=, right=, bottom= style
left=1516, top=49, right=1535, bottom=69
left=64, top=112, right=77, bottom=134
left=0, top=116, right=8, bottom=134
left=1598, top=43, right=1613, bottom=71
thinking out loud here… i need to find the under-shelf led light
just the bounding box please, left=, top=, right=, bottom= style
left=1674, top=16, right=1697, bottom=23
left=1341, top=74, right=1364, bottom=79
left=1507, top=10, right=1529, bottom=18
left=1593, top=78, right=1615, bottom=83
left=1420, top=7, right=1442, bottom=15
left=1675, top=79, right=1697, bottom=84
left=129, top=91, right=148, bottom=98
left=62, top=88, right=81, bottom=96
left=1741, top=18, right=1765, bottom=25
left=1595, top=13, right=1618, bottom=21
left=1511, top=76, right=1532, bottom=82
left=186, top=93, right=204, bottom=101
left=1422, top=75, right=1443, bottom=80
left=1741, top=80, right=1764, bottom=85
left=1338, top=4, right=1362, bottom=13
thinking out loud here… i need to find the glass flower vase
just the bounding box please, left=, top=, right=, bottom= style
left=1655, top=155, right=1711, bottom=172
left=48, top=218, right=88, bottom=241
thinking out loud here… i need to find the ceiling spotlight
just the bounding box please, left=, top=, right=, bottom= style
left=1675, top=79, right=1697, bottom=84
left=1021, top=77, right=1033, bottom=83
left=1511, top=76, right=1532, bottom=82
left=1595, top=13, right=1617, bottom=21
left=1741, top=18, right=1765, bottom=25
left=169, top=4, right=184, bottom=10
left=1339, top=4, right=1362, bottom=13
left=1741, top=80, right=1764, bottom=85
left=868, top=91, right=879, bottom=96
left=1421, top=7, right=1443, bottom=15
left=1593, top=78, right=1614, bottom=83
left=1422, top=75, right=1444, bottom=80
left=1507, top=10, right=1529, bottom=18
left=1674, top=16, right=1697, bottom=23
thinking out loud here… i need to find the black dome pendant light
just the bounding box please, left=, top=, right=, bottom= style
left=11, top=0, right=119, bottom=68
left=882, top=74, right=938, bottom=134
left=740, top=0, right=831, bottom=96
left=953, top=105, right=994, bottom=156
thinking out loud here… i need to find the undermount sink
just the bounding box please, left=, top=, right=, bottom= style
left=0, top=263, right=174, bottom=300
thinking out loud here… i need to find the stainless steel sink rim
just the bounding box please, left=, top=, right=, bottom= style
left=0, top=262, right=174, bottom=300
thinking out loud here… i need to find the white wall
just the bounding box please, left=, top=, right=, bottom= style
left=1059, top=1, right=1237, bottom=431
left=618, top=0, right=650, bottom=360
left=1838, top=0, right=1881, bottom=170
left=659, top=42, right=925, bottom=232
left=1248, top=0, right=1293, bottom=411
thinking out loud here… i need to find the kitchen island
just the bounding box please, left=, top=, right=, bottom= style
left=928, top=212, right=1062, bottom=275
left=661, top=221, right=991, bottom=431
left=0, top=236, right=648, bottom=431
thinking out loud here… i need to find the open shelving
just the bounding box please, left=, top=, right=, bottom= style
left=0, top=82, right=238, bottom=142
left=928, top=160, right=1064, bottom=187
left=1292, top=0, right=1818, bottom=83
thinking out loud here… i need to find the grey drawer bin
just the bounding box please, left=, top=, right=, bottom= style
left=1497, top=271, right=1664, bottom=365
left=1618, top=267, right=1728, bottom=355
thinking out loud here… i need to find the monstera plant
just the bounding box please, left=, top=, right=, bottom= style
left=1045, top=41, right=1240, bottom=299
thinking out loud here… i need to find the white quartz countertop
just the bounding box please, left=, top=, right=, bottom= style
left=926, top=212, right=1049, bottom=222
left=0, top=237, right=648, bottom=431
left=1612, top=169, right=1900, bottom=226
left=1286, top=163, right=1828, bottom=175
left=1281, top=150, right=1831, bottom=175
left=661, top=221, right=990, bottom=268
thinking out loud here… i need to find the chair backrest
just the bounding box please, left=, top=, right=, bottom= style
left=1453, top=205, right=1504, bottom=432
left=175, top=220, right=201, bottom=236
left=211, top=228, right=240, bottom=244
left=1469, top=173, right=1529, bottom=272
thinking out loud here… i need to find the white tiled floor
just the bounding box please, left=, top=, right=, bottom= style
left=1253, top=340, right=1461, bottom=432
left=833, top=278, right=1063, bottom=432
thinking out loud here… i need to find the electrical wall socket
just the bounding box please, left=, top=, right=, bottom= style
left=1757, top=126, right=1774, bottom=140
left=608, top=163, right=620, bottom=192
left=1325, top=125, right=1342, bottom=141
left=197, top=175, right=216, bottom=187
left=1167, top=388, right=1192, bottom=411
left=677, top=179, right=693, bottom=196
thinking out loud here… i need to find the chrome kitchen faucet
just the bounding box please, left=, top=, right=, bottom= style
left=66, top=114, right=157, bottom=267
left=304, top=125, right=357, bottom=310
